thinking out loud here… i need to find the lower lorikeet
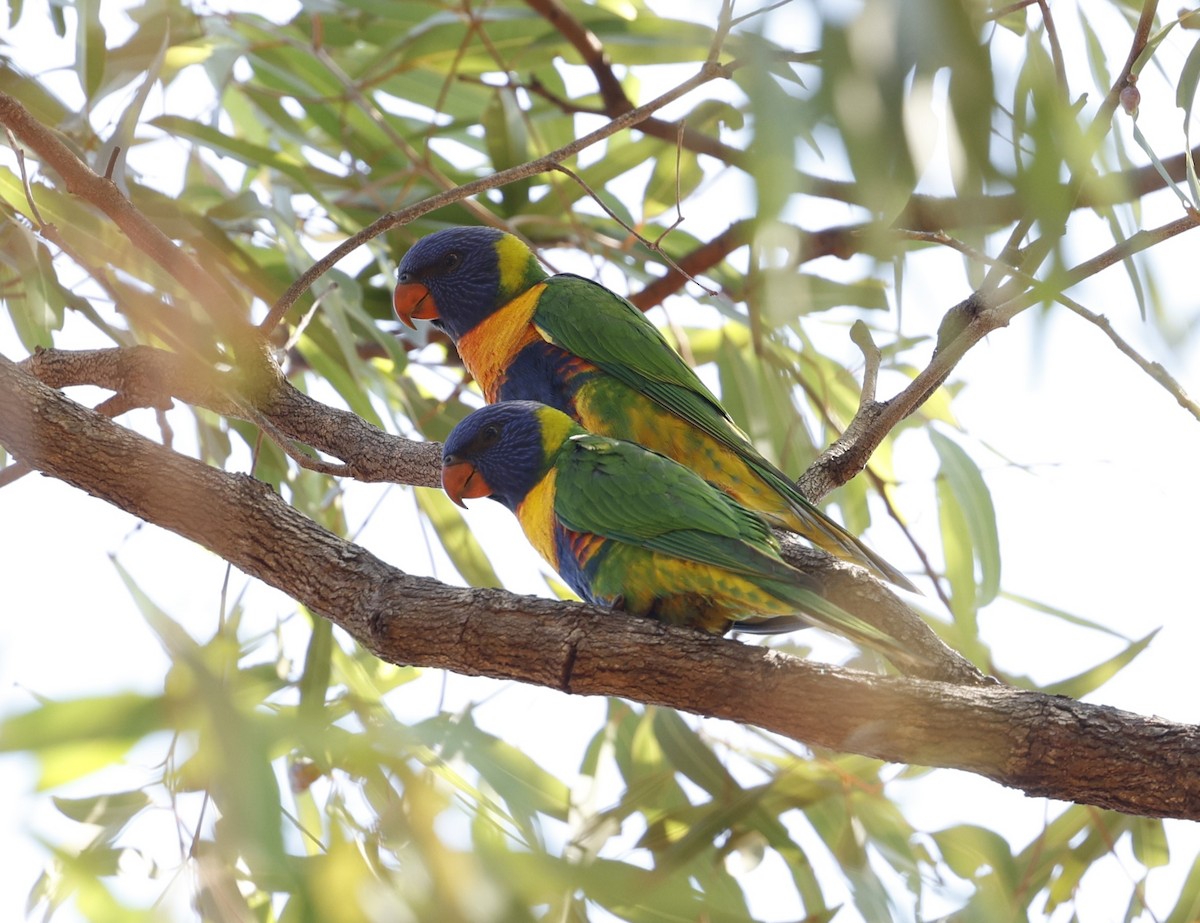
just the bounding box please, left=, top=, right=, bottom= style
left=441, top=401, right=914, bottom=664
left=396, top=225, right=915, bottom=592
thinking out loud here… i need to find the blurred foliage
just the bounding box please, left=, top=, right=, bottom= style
left=0, top=0, right=1196, bottom=920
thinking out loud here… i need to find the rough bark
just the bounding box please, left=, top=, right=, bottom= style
left=18, top=344, right=982, bottom=685
left=3, top=354, right=1198, bottom=821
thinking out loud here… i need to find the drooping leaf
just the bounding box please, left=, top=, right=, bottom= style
left=931, top=429, right=1001, bottom=608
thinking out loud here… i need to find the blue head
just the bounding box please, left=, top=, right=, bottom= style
left=441, top=401, right=581, bottom=512
left=394, top=226, right=548, bottom=340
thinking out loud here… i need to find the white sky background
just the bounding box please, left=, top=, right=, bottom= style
left=1, top=0, right=1200, bottom=921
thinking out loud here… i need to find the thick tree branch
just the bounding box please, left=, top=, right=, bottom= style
left=2, top=354, right=1197, bottom=820
left=16, top=345, right=976, bottom=683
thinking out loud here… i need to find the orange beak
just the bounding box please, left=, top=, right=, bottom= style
left=441, top=456, right=492, bottom=507
left=393, top=280, right=440, bottom=329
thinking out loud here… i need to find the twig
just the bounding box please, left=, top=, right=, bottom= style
left=849, top=321, right=881, bottom=406
left=709, top=0, right=737, bottom=63
left=103, top=146, right=120, bottom=181
left=989, top=0, right=1041, bottom=19
left=1037, top=0, right=1069, bottom=95
left=1058, top=295, right=1200, bottom=421
left=551, top=163, right=717, bottom=296
left=524, top=0, right=632, bottom=114
left=729, top=0, right=794, bottom=30
left=6, top=126, right=47, bottom=227
left=869, top=472, right=953, bottom=610
left=247, top=408, right=354, bottom=477
left=629, top=220, right=752, bottom=310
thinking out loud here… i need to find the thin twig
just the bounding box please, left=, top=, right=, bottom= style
left=6, top=126, right=47, bottom=227
left=247, top=408, right=354, bottom=477
left=849, top=321, right=881, bottom=406
left=551, top=163, right=717, bottom=295
left=1058, top=295, right=1200, bottom=421
left=989, top=0, right=1040, bottom=19
left=1037, top=0, right=1069, bottom=94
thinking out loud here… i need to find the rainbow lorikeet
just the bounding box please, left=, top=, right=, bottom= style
left=396, top=225, right=915, bottom=591
left=441, top=401, right=913, bottom=662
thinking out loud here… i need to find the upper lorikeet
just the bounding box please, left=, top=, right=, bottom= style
left=441, top=401, right=914, bottom=663
left=396, top=226, right=914, bottom=592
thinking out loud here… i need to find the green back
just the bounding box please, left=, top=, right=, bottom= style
left=533, top=275, right=758, bottom=451
left=552, top=433, right=792, bottom=579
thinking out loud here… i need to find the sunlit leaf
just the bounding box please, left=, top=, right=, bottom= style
left=415, top=486, right=503, bottom=588
left=1131, top=816, right=1170, bottom=869
left=1041, top=630, right=1158, bottom=697
left=931, top=429, right=1000, bottom=608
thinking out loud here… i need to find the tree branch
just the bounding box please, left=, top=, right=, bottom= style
left=798, top=212, right=1200, bottom=501
left=15, top=344, right=977, bottom=683
left=2, top=353, right=1197, bottom=820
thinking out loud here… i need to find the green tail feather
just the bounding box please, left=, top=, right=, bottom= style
left=757, top=463, right=919, bottom=593
left=744, top=580, right=919, bottom=669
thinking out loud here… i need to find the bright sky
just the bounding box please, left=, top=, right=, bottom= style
left=2, top=0, right=1200, bottom=921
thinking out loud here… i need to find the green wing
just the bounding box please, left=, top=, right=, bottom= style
left=553, top=435, right=916, bottom=663
left=552, top=434, right=785, bottom=578
left=532, top=275, right=748, bottom=444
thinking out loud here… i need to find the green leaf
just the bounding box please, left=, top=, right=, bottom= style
left=1176, top=36, right=1200, bottom=205
left=0, top=693, right=165, bottom=788
left=439, top=713, right=572, bottom=832
left=298, top=611, right=334, bottom=717
left=650, top=708, right=735, bottom=797
left=933, top=824, right=1017, bottom=885
left=1041, top=630, right=1158, bottom=697
left=1131, top=816, right=1170, bottom=869
left=1166, top=852, right=1200, bottom=923
left=0, top=693, right=165, bottom=754
left=0, top=221, right=56, bottom=349
left=415, top=487, right=502, bottom=589
left=1001, top=590, right=1132, bottom=639
left=4, top=0, right=22, bottom=30
left=483, top=86, right=531, bottom=212
left=931, top=429, right=1001, bottom=607
left=75, top=0, right=107, bottom=100
left=53, top=790, right=151, bottom=827
left=937, top=474, right=977, bottom=630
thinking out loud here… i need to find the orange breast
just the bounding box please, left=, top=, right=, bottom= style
left=456, top=283, right=548, bottom=401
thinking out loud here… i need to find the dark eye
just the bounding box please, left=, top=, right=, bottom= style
left=477, top=423, right=501, bottom=448
left=440, top=251, right=461, bottom=273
